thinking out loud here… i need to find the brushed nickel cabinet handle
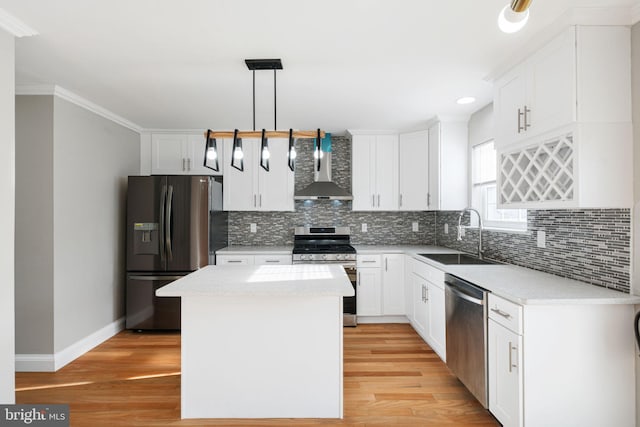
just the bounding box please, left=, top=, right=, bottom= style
left=491, top=308, right=512, bottom=319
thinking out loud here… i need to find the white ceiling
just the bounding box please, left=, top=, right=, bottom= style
left=0, top=0, right=637, bottom=133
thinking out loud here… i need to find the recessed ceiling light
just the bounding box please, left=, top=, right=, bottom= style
left=456, top=97, right=476, bottom=105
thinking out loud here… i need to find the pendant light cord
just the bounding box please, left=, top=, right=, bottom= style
left=274, top=69, right=277, bottom=130
left=252, top=70, right=256, bottom=131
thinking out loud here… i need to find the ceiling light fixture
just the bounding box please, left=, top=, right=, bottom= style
left=498, top=0, right=532, bottom=34
left=204, top=59, right=326, bottom=172
left=456, top=96, right=476, bottom=105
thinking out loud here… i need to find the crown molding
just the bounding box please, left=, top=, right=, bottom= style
left=16, top=84, right=142, bottom=133
left=0, top=8, right=38, bottom=37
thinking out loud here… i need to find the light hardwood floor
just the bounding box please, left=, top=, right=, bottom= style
left=16, top=323, right=499, bottom=426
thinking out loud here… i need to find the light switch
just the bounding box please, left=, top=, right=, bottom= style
left=361, top=223, right=367, bottom=232
left=537, top=230, right=546, bottom=248
left=250, top=223, right=257, bottom=233
left=412, top=222, right=419, bottom=232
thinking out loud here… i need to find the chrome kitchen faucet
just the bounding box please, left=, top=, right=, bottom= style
left=457, top=207, right=484, bottom=260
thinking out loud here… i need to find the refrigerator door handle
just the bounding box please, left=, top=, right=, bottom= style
left=166, top=185, right=174, bottom=261
left=159, top=184, right=167, bottom=262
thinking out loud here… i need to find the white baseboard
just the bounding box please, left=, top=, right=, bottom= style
left=16, top=317, right=125, bottom=372
left=357, top=315, right=409, bottom=324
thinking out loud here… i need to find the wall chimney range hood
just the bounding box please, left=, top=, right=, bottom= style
left=294, top=138, right=352, bottom=200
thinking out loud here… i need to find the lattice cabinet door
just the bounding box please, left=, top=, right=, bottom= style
left=499, top=133, right=574, bottom=206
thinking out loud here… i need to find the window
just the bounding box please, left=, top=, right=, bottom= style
left=471, top=141, right=527, bottom=231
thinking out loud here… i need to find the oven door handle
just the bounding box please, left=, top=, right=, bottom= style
left=446, top=283, right=484, bottom=306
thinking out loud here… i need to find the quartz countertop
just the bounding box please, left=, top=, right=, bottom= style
left=353, top=245, right=459, bottom=255
left=216, top=246, right=293, bottom=255
left=156, top=264, right=354, bottom=297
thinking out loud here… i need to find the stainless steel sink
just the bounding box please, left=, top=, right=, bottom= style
left=417, top=253, right=498, bottom=265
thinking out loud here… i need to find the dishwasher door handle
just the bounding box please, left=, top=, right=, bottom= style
left=446, top=284, right=484, bottom=305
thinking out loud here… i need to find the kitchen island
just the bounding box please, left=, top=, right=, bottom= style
left=156, top=264, right=354, bottom=419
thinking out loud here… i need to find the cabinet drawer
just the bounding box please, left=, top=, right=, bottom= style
left=488, top=294, right=523, bottom=335
left=357, top=254, right=382, bottom=268
left=254, top=255, right=292, bottom=265
left=216, top=255, right=253, bottom=265
left=413, top=260, right=445, bottom=289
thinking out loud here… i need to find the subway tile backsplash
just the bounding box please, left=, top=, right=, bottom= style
left=225, top=133, right=632, bottom=293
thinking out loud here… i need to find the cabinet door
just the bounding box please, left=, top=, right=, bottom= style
left=404, top=257, right=415, bottom=321
left=253, top=254, right=292, bottom=265
left=526, top=27, right=576, bottom=138
left=222, top=138, right=258, bottom=211
left=258, top=138, right=294, bottom=211
left=374, top=135, right=398, bottom=211
left=382, top=254, right=404, bottom=315
left=351, top=135, right=376, bottom=210
left=186, top=134, right=222, bottom=175
left=427, top=124, right=440, bottom=209
left=493, top=66, right=527, bottom=149
left=488, top=319, right=523, bottom=427
left=398, top=131, right=428, bottom=210
left=412, top=273, right=428, bottom=337
left=427, top=282, right=446, bottom=360
left=357, top=267, right=382, bottom=316
left=151, top=134, right=188, bottom=174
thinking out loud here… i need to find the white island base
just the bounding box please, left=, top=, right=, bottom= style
left=156, top=265, right=354, bottom=419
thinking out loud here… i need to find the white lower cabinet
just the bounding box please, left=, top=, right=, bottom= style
left=356, top=265, right=382, bottom=316
left=488, top=293, right=523, bottom=427
left=406, top=256, right=446, bottom=361
left=216, top=254, right=292, bottom=266
left=357, top=254, right=405, bottom=317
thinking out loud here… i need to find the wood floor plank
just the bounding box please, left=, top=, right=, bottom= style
left=16, top=323, right=499, bottom=426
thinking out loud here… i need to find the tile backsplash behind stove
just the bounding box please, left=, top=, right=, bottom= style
left=227, top=136, right=435, bottom=246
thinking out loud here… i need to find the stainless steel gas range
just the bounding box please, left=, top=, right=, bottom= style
left=292, top=226, right=357, bottom=326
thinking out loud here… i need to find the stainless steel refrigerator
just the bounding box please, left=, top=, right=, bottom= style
left=125, top=175, right=227, bottom=330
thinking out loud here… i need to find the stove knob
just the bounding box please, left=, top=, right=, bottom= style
left=336, top=254, right=344, bottom=260
left=301, top=254, right=309, bottom=261
left=322, top=254, right=328, bottom=260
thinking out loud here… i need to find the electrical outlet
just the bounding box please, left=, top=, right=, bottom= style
left=537, top=230, right=546, bottom=248
left=412, top=222, right=419, bottom=232
left=444, top=223, right=449, bottom=234
left=361, top=223, right=367, bottom=232
left=460, top=226, right=465, bottom=237
left=250, top=223, right=257, bottom=233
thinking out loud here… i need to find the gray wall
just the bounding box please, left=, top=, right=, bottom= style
left=15, top=95, right=140, bottom=359
left=15, top=96, right=54, bottom=354
left=0, top=28, right=15, bottom=404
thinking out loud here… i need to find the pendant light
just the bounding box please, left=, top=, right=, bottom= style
left=204, top=58, right=326, bottom=172
left=314, top=128, right=322, bottom=172
left=203, top=129, right=219, bottom=172
left=288, top=128, right=296, bottom=171
left=260, top=129, right=270, bottom=171
left=231, top=129, right=244, bottom=171
left=498, top=0, right=532, bottom=33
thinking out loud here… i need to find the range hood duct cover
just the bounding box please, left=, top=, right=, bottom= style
left=294, top=152, right=353, bottom=200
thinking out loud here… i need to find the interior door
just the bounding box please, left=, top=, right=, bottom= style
left=126, top=175, right=166, bottom=272
left=165, top=175, right=209, bottom=272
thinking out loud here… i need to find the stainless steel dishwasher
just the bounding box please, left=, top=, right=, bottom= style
left=444, top=273, right=488, bottom=408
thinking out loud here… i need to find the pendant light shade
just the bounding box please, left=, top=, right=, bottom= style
left=203, top=129, right=219, bottom=172
left=231, top=129, right=244, bottom=171
left=315, top=128, right=322, bottom=172
left=498, top=0, right=532, bottom=33
left=288, top=128, right=296, bottom=171
left=260, top=129, right=270, bottom=171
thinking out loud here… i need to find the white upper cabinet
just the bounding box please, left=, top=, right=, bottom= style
left=150, top=133, right=222, bottom=175
left=427, top=120, right=468, bottom=211
left=222, top=138, right=294, bottom=211
left=398, top=131, right=429, bottom=210
left=494, top=27, right=576, bottom=148
left=351, top=133, right=398, bottom=211
left=494, top=25, right=632, bottom=209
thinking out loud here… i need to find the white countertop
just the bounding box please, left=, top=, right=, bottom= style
left=156, top=264, right=354, bottom=297
left=216, top=246, right=293, bottom=255
left=353, top=245, right=459, bottom=255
